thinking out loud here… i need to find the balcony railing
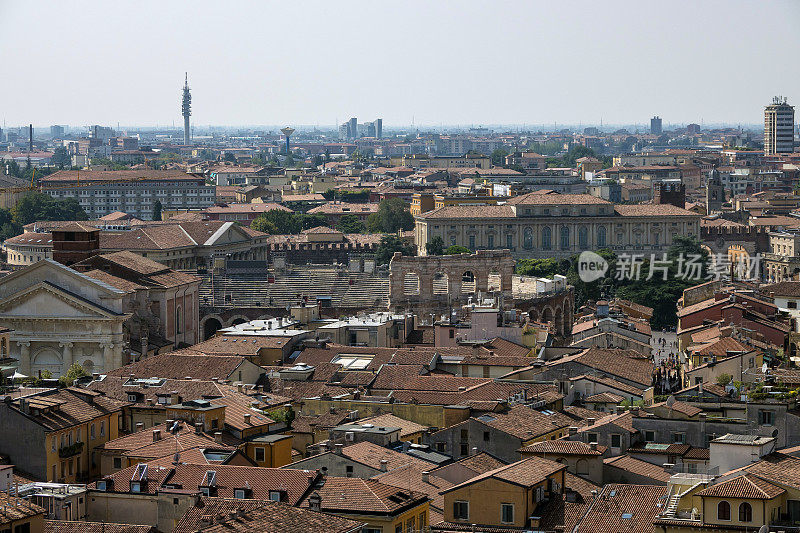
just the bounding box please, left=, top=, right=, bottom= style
left=58, top=441, right=84, bottom=458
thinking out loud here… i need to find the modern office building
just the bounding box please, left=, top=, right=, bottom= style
left=650, top=116, right=662, bottom=135
left=39, top=170, right=215, bottom=220
left=764, top=96, right=795, bottom=155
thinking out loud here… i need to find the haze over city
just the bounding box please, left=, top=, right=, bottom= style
left=1, top=0, right=799, bottom=127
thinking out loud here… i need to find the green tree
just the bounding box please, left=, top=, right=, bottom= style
left=426, top=236, right=445, bottom=256
left=516, top=258, right=562, bottom=278
left=366, top=198, right=414, bottom=233
left=152, top=200, right=162, bottom=221
left=491, top=148, right=509, bottom=167
left=716, top=373, right=733, bottom=387
left=337, top=214, right=366, bottom=233
left=12, top=192, right=87, bottom=226
left=445, top=245, right=472, bottom=255
left=223, top=152, right=236, bottom=163
left=51, top=146, right=71, bottom=168
left=375, top=235, right=415, bottom=265
left=0, top=208, right=21, bottom=241
left=59, top=363, right=89, bottom=387
left=251, top=209, right=299, bottom=234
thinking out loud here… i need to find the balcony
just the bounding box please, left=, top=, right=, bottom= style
left=58, top=441, right=84, bottom=458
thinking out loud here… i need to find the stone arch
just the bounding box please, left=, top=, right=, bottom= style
left=578, top=226, right=589, bottom=249
left=461, top=271, right=476, bottom=294
left=229, top=317, right=248, bottom=327
left=32, top=347, right=62, bottom=377
left=560, top=226, right=570, bottom=250
left=523, top=227, right=533, bottom=249
left=542, top=226, right=552, bottom=250
left=541, top=307, right=554, bottom=325
left=203, top=317, right=223, bottom=340
left=576, top=458, right=589, bottom=476
left=432, top=272, right=449, bottom=295
left=487, top=269, right=502, bottom=292
left=403, top=272, right=421, bottom=295
left=554, top=307, right=565, bottom=337
left=597, top=225, right=607, bottom=248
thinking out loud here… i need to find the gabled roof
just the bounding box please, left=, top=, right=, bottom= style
left=696, top=474, right=784, bottom=499
left=300, top=477, right=428, bottom=515
left=441, top=456, right=566, bottom=493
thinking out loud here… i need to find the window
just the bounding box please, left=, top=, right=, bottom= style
left=113, top=458, right=122, bottom=469
left=597, top=226, right=607, bottom=247
left=454, top=501, right=469, bottom=520
left=100, top=421, right=105, bottom=437
left=789, top=301, right=798, bottom=309
left=435, top=442, right=446, bottom=453
left=717, top=500, right=730, bottom=521
left=759, top=410, right=775, bottom=426
left=468, top=235, right=475, bottom=249
left=96, top=480, right=107, bottom=491
left=560, top=226, right=570, bottom=249
left=234, top=489, right=246, bottom=499
left=611, top=434, right=622, bottom=448
left=487, top=235, right=494, bottom=248
left=269, top=491, right=282, bottom=502
left=542, top=226, right=552, bottom=250
left=130, top=481, right=141, bottom=493
left=644, top=431, right=655, bottom=442
left=501, top=503, right=514, bottom=524
left=523, top=227, right=533, bottom=249
left=578, top=226, right=588, bottom=248
left=586, top=433, right=599, bottom=445
left=673, top=433, right=686, bottom=444
left=449, top=329, right=455, bottom=339
left=506, top=234, right=513, bottom=249
left=738, top=502, right=752, bottom=522
left=460, top=429, right=468, bottom=441
left=483, top=431, right=490, bottom=442
left=460, top=443, right=468, bottom=456
left=211, top=419, right=219, bottom=429
left=346, top=465, right=353, bottom=477
left=255, top=447, right=265, bottom=462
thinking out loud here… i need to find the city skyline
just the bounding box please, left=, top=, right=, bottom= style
left=1, top=0, right=798, bottom=127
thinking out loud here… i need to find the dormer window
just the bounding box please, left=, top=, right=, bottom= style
left=235, top=488, right=252, bottom=499
left=269, top=490, right=284, bottom=502
left=96, top=480, right=108, bottom=491
left=130, top=481, right=141, bottom=493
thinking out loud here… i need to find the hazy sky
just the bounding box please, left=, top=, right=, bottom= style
left=1, top=0, right=798, bottom=129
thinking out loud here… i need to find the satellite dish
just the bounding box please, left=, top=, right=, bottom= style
left=666, top=395, right=676, bottom=408
left=761, top=362, right=768, bottom=374
left=759, top=525, right=769, bottom=533
left=772, top=428, right=779, bottom=438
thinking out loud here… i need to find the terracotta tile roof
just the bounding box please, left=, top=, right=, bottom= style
left=603, top=455, right=672, bottom=483
left=519, top=440, right=605, bottom=456
left=506, top=192, right=611, bottom=205
left=415, top=205, right=516, bottom=220
left=691, top=337, right=749, bottom=356
left=3, top=232, right=53, bottom=245
left=372, top=463, right=453, bottom=515
left=307, top=202, right=378, bottom=215
left=585, top=391, right=625, bottom=404
left=615, top=204, right=699, bottom=217
left=561, top=348, right=653, bottom=387
left=106, top=352, right=249, bottom=381
left=574, top=483, right=668, bottom=533
left=203, top=203, right=291, bottom=215
left=468, top=405, right=575, bottom=441
left=174, top=498, right=362, bottom=533
left=649, top=400, right=703, bottom=417
left=82, top=269, right=147, bottom=293
left=563, top=405, right=609, bottom=423
left=762, top=281, right=800, bottom=298
left=191, top=335, right=290, bottom=356
left=40, top=170, right=200, bottom=183
left=431, top=452, right=507, bottom=479
left=697, top=474, right=785, bottom=499
left=291, top=409, right=354, bottom=434
left=301, top=477, right=428, bottom=514
left=357, top=413, right=428, bottom=438
left=99, top=420, right=240, bottom=456
left=0, top=493, right=45, bottom=523
left=570, top=374, right=644, bottom=397
left=45, top=521, right=154, bottom=533
left=742, top=453, right=800, bottom=490
left=538, top=472, right=601, bottom=533
left=339, top=441, right=435, bottom=472
left=442, top=456, right=566, bottom=493
left=577, top=411, right=638, bottom=435
left=8, top=388, right=128, bottom=431
left=372, top=368, right=488, bottom=392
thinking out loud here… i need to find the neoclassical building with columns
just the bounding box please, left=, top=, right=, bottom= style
left=415, top=192, right=702, bottom=259
left=0, top=259, right=129, bottom=378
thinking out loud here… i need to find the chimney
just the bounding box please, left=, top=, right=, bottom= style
left=421, top=471, right=430, bottom=484
left=569, top=427, right=578, bottom=436
left=471, top=446, right=478, bottom=456
left=153, top=429, right=161, bottom=442
left=237, top=383, right=243, bottom=393
left=590, top=442, right=598, bottom=450
left=586, top=417, right=596, bottom=426
left=214, top=432, right=223, bottom=444
left=308, top=493, right=322, bottom=512
left=334, top=443, right=344, bottom=455
left=379, top=459, right=388, bottom=472
left=663, top=463, right=674, bottom=473
left=698, top=382, right=704, bottom=395
left=195, top=423, right=203, bottom=434
left=146, top=398, right=155, bottom=406
left=135, top=422, right=145, bottom=432
left=243, top=413, right=251, bottom=425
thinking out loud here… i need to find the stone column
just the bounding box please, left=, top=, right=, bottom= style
left=17, top=341, right=31, bottom=375
left=112, top=343, right=123, bottom=369
left=60, top=342, right=73, bottom=372
left=102, top=343, right=113, bottom=373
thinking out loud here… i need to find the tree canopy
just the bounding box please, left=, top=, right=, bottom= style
left=445, top=245, right=472, bottom=255
left=12, top=191, right=87, bottom=226
left=336, top=214, right=366, bottom=234
left=425, top=236, right=445, bottom=256
left=250, top=210, right=329, bottom=235
left=375, top=235, right=415, bottom=265
left=366, top=198, right=414, bottom=233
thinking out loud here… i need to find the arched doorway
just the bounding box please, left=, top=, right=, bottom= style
left=554, top=307, right=564, bottom=337
left=487, top=269, right=502, bottom=292
left=203, top=318, right=223, bottom=340
left=462, top=271, right=476, bottom=294
left=403, top=272, right=420, bottom=295
left=230, top=318, right=247, bottom=326
left=433, top=272, right=449, bottom=295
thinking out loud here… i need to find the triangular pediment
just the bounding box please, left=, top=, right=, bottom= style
left=205, top=222, right=250, bottom=246
left=0, top=282, right=122, bottom=319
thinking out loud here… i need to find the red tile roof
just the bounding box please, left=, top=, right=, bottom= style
left=696, top=474, right=784, bottom=499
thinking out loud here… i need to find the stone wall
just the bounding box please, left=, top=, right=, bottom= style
left=388, top=250, right=514, bottom=314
